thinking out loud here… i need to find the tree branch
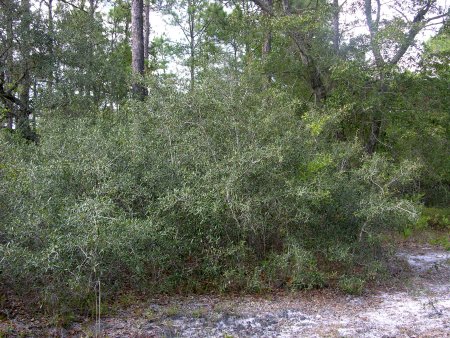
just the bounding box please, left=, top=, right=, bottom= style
left=282, top=0, right=291, bottom=14
left=57, top=0, right=88, bottom=13
left=364, top=0, right=384, bottom=67
left=0, top=77, right=32, bottom=116
left=375, top=0, right=381, bottom=28
left=389, top=0, right=435, bottom=65
left=425, top=12, right=449, bottom=23
left=251, top=0, right=273, bottom=15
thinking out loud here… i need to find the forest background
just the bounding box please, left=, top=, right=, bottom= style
left=0, top=0, right=449, bottom=319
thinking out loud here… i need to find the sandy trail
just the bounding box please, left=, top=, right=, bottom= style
left=2, top=245, right=449, bottom=337
left=92, top=245, right=450, bottom=337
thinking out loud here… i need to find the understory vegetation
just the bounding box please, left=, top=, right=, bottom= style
left=1, top=0, right=449, bottom=319
left=0, top=75, right=427, bottom=314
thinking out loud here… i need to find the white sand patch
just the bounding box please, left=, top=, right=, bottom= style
left=398, top=250, right=450, bottom=270
left=6, top=246, right=449, bottom=337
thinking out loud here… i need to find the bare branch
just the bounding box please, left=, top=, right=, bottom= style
left=339, top=0, right=348, bottom=10
left=5, top=68, right=30, bottom=95
left=364, top=0, right=384, bottom=66
left=425, top=12, right=449, bottom=23
left=424, top=21, right=448, bottom=28
left=375, top=0, right=381, bottom=28
left=0, top=45, right=11, bottom=60
left=251, top=0, right=273, bottom=15
left=0, top=85, right=32, bottom=116
left=282, top=0, right=291, bottom=14
left=389, top=0, right=434, bottom=65
left=57, top=0, right=88, bottom=13
left=392, top=6, right=411, bottom=23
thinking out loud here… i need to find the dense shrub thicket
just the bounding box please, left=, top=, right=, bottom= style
left=1, top=77, right=419, bottom=314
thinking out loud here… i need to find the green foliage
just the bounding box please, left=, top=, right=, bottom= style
left=421, top=24, right=450, bottom=78
left=400, top=207, right=450, bottom=248
left=1, top=0, right=448, bottom=321
left=422, top=208, right=450, bottom=229
left=338, top=276, right=365, bottom=295
left=261, top=242, right=327, bottom=290
left=430, top=236, right=450, bottom=251
left=0, top=73, right=421, bottom=314
left=44, top=9, right=129, bottom=112
left=413, top=207, right=450, bottom=231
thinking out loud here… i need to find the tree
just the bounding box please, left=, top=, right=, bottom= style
left=251, top=0, right=330, bottom=103
left=362, top=0, right=448, bottom=154
left=166, top=0, right=212, bottom=91
left=144, top=0, right=151, bottom=63
left=131, top=0, right=147, bottom=99
left=0, top=0, right=39, bottom=141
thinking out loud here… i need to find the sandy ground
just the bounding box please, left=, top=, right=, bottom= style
left=2, top=244, right=449, bottom=337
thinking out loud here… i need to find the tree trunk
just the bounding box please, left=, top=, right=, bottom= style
left=5, top=8, right=14, bottom=129
left=243, top=0, right=250, bottom=61
left=365, top=118, right=381, bottom=155
left=17, top=0, right=33, bottom=139
left=131, top=0, right=147, bottom=99
left=47, top=0, right=54, bottom=92
left=252, top=0, right=327, bottom=104
left=89, top=0, right=96, bottom=17
left=262, top=0, right=272, bottom=84
left=143, top=0, right=150, bottom=63
left=332, top=0, right=340, bottom=53
left=125, top=17, right=130, bottom=45
left=188, top=0, right=195, bottom=92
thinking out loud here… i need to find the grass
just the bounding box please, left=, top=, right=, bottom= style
left=190, top=307, right=207, bottom=318
left=398, top=207, right=450, bottom=250
left=338, top=276, right=365, bottom=295
left=164, top=305, right=181, bottom=318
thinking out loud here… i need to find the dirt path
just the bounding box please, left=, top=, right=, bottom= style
left=2, top=245, right=449, bottom=337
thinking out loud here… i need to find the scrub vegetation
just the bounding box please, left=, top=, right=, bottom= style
left=0, top=0, right=448, bottom=319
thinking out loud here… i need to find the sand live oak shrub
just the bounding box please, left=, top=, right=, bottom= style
left=0, top=76, right=419, bottom=313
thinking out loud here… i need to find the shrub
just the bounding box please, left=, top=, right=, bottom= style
left=338, top=276, right=365, bottom=295
left=0, top=74, right=419, bottom=314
